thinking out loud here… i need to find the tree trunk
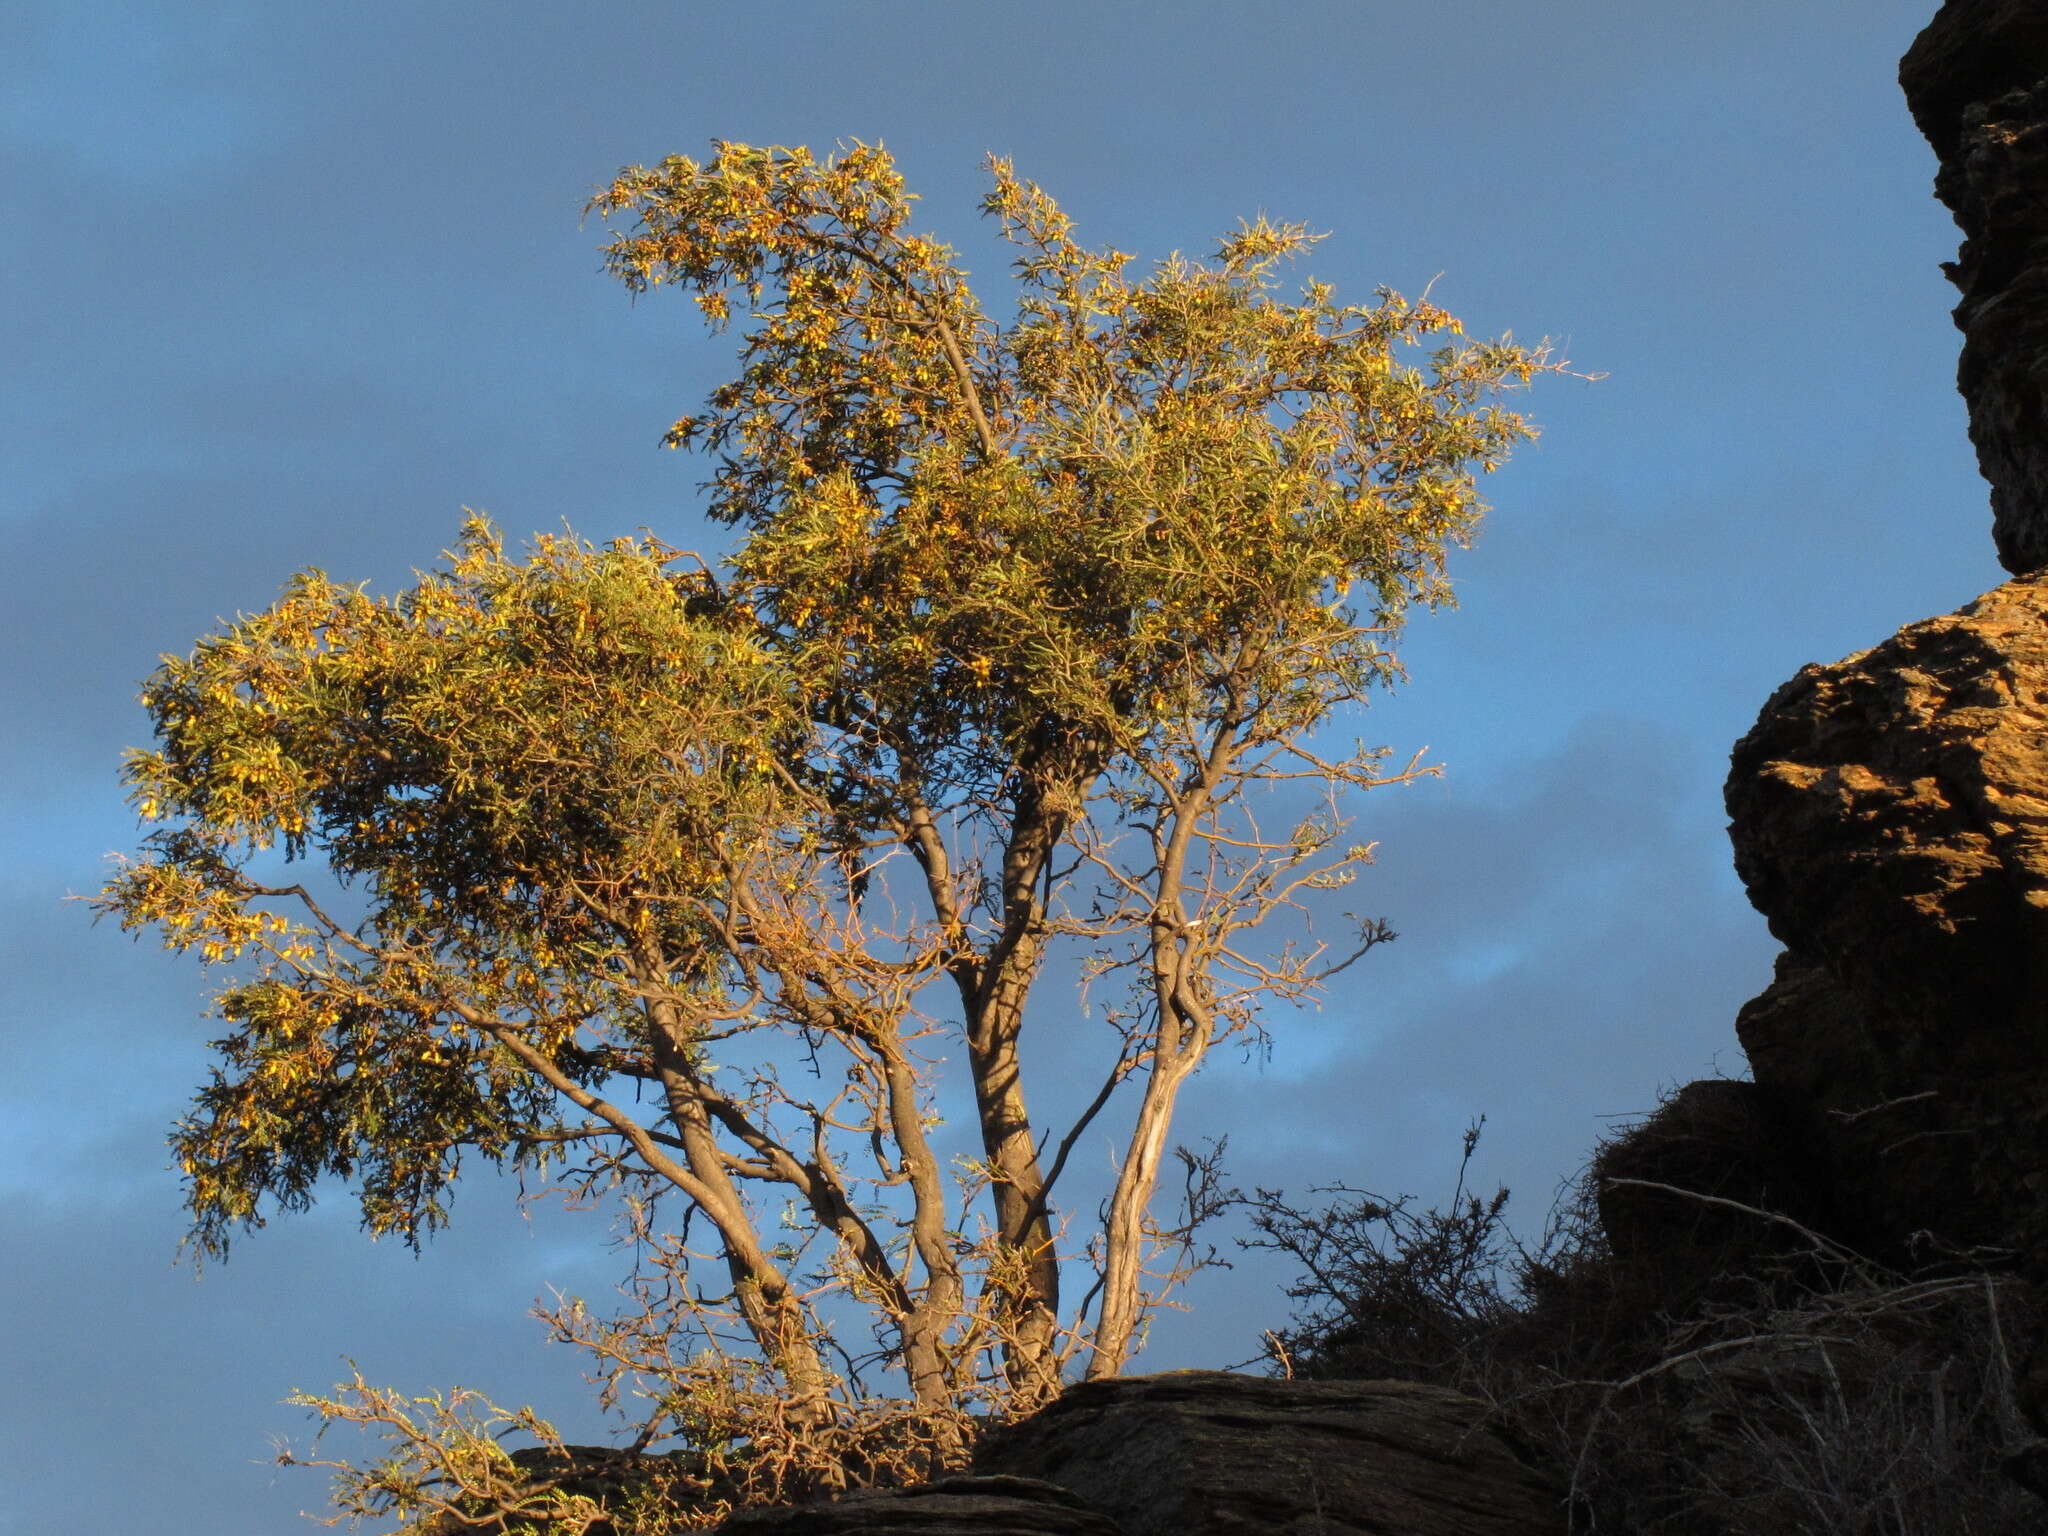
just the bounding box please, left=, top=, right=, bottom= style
left=646, top=1002, right=834, bottom=1411
left=965, top=968, right=1063, bottom=1399
left=1087, top=902, right=1217, bottom=1379
left=956, top=786, right=1069, bottom=1401
left=1085, top=1042, right=1201, bottom=1379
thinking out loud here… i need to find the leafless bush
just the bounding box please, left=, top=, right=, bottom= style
left=1239, top=1119, right=1517, bottom=1387
left=1545, top=1266, right=2043, bottom=1535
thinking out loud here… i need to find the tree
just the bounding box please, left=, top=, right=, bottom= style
left=100, top=141, right=1562, bottom=1521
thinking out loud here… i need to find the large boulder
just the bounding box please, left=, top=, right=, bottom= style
left=971, top=1371, right=1565, bottom=1536
left=717, top=1476, right=1121, bottom=1536
left=1724, top=572, right=2048, bottom=1263
left=1902, top=2, right=2048, bottom=574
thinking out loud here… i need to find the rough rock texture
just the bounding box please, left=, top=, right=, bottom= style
left=1724, top=572, right=2048, bottom=1264
left=717, top=1476, right=1121, bottom=1536
left=971, top=1371, right=1565, bottom=1536
left=1902, top=2, right=2048, bottom=573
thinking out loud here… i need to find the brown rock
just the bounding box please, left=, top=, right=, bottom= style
left=1725, top=572, right=2048, bottom=1261
left=972, top=1371, right=1565, bottom=1536
left=1727, top=575, right=2048, bottom=1026
left=717, top=1476, right=1121, bottom=1536
left=1902, top=3, right=2048, bottom=574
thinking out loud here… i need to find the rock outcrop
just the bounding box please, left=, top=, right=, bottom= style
left=1566, top=0, right=2048, bottom=1303
left=1903, top=1, right=2048, bottom=573
left=1559, top=8, right=2048, bottom=1502
left=712, top=1373, right=1566, bottom=1535
left=970, top=1371, right=1566, bottom=1536
left=718, top=1476, right=1122, bottom=1536
left=1901, top=0, right=2048, bottom=163
left=1723, top=573, right=2048, bottom=1266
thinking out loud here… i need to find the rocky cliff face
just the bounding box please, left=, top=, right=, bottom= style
left=1653, top=0, right=2048, bottom=1475
left=1724, top=575, right=2048, bottom=1265
left=1517, top=4, right=2048, bottom=1504
left=1704, top=0, right=2048, bottom=1277
left=1902, top=0, right=2048, bottom=573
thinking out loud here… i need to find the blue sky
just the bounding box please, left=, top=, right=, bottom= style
left=0, top=3, right=2002, bottom=1531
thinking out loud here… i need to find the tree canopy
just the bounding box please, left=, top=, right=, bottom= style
left=101, top=141, right=1563, bottom=1526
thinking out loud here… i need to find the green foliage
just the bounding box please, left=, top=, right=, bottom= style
left=103, top=142, right=1567, bottom=1522
left=103, top=523, right=804, bottom=1255
left=592, top=143, right=1545, bottom=787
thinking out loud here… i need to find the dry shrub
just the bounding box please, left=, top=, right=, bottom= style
left=1251, top=1122, right=2047, bottom=1534
left=1548, top=1270, right=2042, bottom=1535
left=286, top=1361, right=983, bottom=1534
left=1240, top=1119, right=1519, bottom=1388
left=280, top=1192, right=1081, bottom=1533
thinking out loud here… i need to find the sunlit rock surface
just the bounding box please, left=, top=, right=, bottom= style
left=1726, top=574, right=2048, bottom=1262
